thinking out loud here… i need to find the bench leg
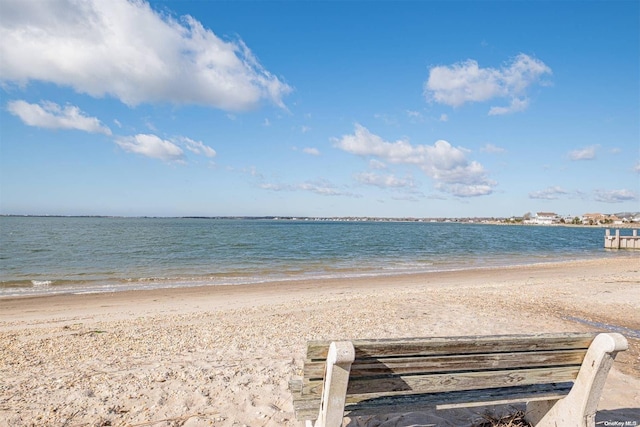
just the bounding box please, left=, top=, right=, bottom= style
left=314, top=341, right=355, bottom=427
left=526, top=333, right=628, bottom=427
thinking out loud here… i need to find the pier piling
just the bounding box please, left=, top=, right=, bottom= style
left=605, top=229, right=640, bottom=249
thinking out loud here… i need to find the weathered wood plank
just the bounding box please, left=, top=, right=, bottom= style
left=293, top=382, right=573, bottom=419
left=301, top=365, right=580, bottom=397
left=303, top=349, right=586, bottom=380
left=289, top=378, right=302, bottom=393
left=306, top=333, right=596, bottom=361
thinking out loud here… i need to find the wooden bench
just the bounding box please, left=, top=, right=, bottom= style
left=290, top=332, right=628, bottom=427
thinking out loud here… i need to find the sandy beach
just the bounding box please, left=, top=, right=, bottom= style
left=1, top=256, right=639, bottom=426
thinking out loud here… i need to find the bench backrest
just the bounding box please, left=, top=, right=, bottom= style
left=296, top=332, right=597, bottom=417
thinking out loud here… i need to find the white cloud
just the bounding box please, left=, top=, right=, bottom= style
left=0, top=0, right=291, bottom=111
left=260, top=180, right=358, bottom=197
left=301, top=126, right=311, bottom=133
left=391, top=194, right=421, bottom=202
left=259, top=183, right=284, bottom=191
left=424, top=54, right=551, bottom=114
left=593, top=189, right=638, bottom=203
left=354, top=172, right=415, bottom=189
left=334, top=124, right=496, bottom=197
left=334, top=124, right=423, bottom=164
left=297, top=181, right=343, bottom=196
left=369, top=159, right=387, bottom=170
left=633, top=161, right=640, bottom=173
left=481, top=143, right=506, bottom=154
left=144, top=119, right=158, bottom=132
left=7, top=100, right=111, bottom=135
left=435, top=183, right=494, bottom=197
left=235, top=165, right=263, bottom=178
left=406, top=110, right=424, bottom=122
left=488, top=97, right=529, bottom=116
left=439, top=113, right=448, bottom=122
left=179, top=137, right=216, bottom=158
left=529, top=186, right=568, bottom=200
left=374, top=113, right=397, bottom=125
left=115, top=134, right=184, bottom=162
left=303, top=147, right=320, bottom=156
left=568, top=145, right=598, bottom=160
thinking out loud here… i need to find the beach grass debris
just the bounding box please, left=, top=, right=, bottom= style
left=473, top=410, right=532, bottom=427
left=72, top=329, right=107, bottom=336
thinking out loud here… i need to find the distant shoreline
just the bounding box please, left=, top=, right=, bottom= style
left=2, top=214, right=639, bottom=227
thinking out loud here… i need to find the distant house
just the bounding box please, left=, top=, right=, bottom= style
left=582, top=213, right=606, bottom=224
left=534, top=212, right=559, bottom=225
left=607, top=215, right=624, bottom=225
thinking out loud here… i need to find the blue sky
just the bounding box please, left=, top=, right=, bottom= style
left=1, top=0, right=638, bottom=218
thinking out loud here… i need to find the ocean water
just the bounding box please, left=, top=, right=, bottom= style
left=0, top=216, right=631, bottom=297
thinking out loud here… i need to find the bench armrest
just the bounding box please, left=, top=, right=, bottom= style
left=315, top=341, right=355, bottom=427
left=526, top=332, right=628, bottom=427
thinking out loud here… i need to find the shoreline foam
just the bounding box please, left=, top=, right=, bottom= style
left=0, top=252, right=632, bottom=299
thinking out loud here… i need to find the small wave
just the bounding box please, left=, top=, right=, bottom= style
left=31, top=280, right=53, bottom=287
left=129, top=277, right=170, bottom=283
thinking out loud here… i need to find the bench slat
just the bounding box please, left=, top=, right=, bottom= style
left=293, top=382, right=573, bottom=419
left=289, top=378, right=302, bottom=393
left=303, top=349, right=586, bottom=380
left=306, top=333, right=596, bottom=361
left=301, top=365, right=580, bottom=397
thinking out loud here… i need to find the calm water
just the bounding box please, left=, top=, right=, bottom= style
left=0, top=216, right=630, bottom=297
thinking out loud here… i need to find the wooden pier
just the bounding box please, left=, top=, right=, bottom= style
left=605, top=229, right=640, bottom=250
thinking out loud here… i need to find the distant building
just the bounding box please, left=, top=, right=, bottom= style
left=533, top=212, right=559, bottom=225
left=607, top=215, right=624, bottom=225
left=582, top=213, right=606, bottom=224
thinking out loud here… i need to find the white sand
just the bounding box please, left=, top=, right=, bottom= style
left=1, top=256, right=639, bottom=426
